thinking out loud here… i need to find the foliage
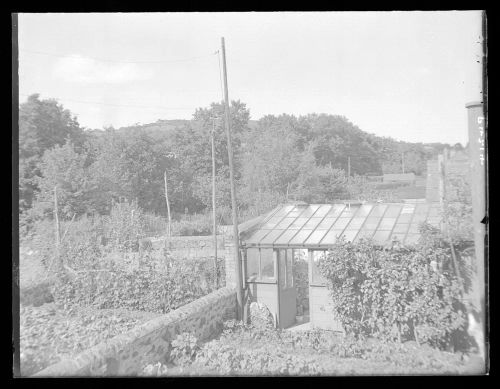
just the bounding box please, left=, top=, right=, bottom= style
left=30, top=140, right=92, bottom=220
left=19, top=94, right=85, bottom=211
left=19, top=95, right=451, bottom=223
left=171, top=213, right=214, bottom=236
left=141, top=323, right=471, bottom=376
left=51, top=253, right=224, bottom=314
left=102, top=199, right=147, bottom=251
left=170, top=332, right=201, bottom=365
left=20, top=303, right=159, bottom=376
left=318, top=234, right=469, bottom=348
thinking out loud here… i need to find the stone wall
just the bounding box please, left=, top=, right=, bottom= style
left=150, top=235, right=227, bottom=260
left=33, top=287, right=236, bottom=377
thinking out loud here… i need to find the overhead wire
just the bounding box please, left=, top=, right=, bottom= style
left=19, top=49, right=218, bottom=64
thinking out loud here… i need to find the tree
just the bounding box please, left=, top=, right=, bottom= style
left=19, top=94, right=85, bottom=211
left=31, top=140, right=91, bottom=220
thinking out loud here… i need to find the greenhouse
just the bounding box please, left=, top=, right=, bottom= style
left=238, top=201, right=443, bottom=330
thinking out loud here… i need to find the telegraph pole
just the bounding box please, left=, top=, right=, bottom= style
left=221, top=37, right=244, bottom=320
left=211, top=117, right=218, bottom=288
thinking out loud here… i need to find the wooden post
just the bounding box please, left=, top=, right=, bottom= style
left=221, top=37, right=244, bottom=320
left=347, top=156, right=351, bottom=182
left=53, top=186, right=61, bottom=271
left=211, top=118, right=218, bottom=289
left=164, top=170, right=172, bottom=238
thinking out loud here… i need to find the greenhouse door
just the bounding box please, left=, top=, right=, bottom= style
left=277, top=249, right=296, bottom=328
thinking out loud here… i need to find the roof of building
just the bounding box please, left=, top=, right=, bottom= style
left=240, top=201, right=442, bottom=248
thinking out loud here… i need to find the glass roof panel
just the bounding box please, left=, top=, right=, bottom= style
left=384, top=204, right=403, bottom=218
left=317, top=217, right=338, bottom=230
left=288, top=230, right=314, bottom=245
left=320, top=229, right=344, bottom=245
left=390, top=233, right=407, bottom=243
left=404, top=234, right=420, bottom=245
left=273, top=205, right=297, bottom=217
left=245, top=229, right=272, bottom=244
left=259, top=229, right=286, bottom=245
left=363, top=217, right=382, bottom=230
left=288, top=217, right=309, bottom=229
left=345, top=217, right=367, bottom=230
left=408, top=223, right=421, bottom=234
left=314, top=205, right=332, bottom=217
left=372, top=230, right=391, bottom=244
left=339, top=204, right=361, bottom=218
left=326, top=204, right=346, bottom=217
left=276, top=217, right=296, bottom=229
left=303, top=217, right=324, bottom=230
left=261, top=216, right=285, bottom=229
left=332, top=217, right=351, bottom=230
left=415, top=204, right=430, bottom=215
left=343, top=229, right=358, bottom=242
left=392, top=223, right=410, bottom=234
left=354, top=229, right=375, bottom=242
left=396, top=213, right=413, bottom=223
left=274, top=229, right=299, bottom=245
left=298, top=204, right=321, bottom=217
left=369, top=204, right=388, bottom=217
left=305, top=230, right=329, bottom=245
left=356, top=204, right=374, bottom=217
left=411, top=213, right=427, bottom=223
left=401, top=204, right=416, bottom=214
left=377, top=218, right=397, bottom=231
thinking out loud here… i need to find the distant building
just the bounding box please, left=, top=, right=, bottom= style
left=425, top=149, right=470, bottom=203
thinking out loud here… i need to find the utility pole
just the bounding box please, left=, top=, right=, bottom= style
left=221, top=37, right=244, bottom=320
left=211, top=117, right=218, bottom=289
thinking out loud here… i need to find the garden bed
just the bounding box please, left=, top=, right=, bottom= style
left=20, top=303, right=160, bottom=376
left=140, top=321, right=483, bottom=376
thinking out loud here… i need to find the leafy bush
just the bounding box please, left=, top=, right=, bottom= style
left=171, top=213, right=213, bottom=236
left=318, top=233, right=468, bottom=348
left=51, top=254, right=224, bottom=314
left=102, top=199, right=147, bottom=251
left=170, top=333, right=201, bottom=365
left=141, top=322, right=468, bottom=376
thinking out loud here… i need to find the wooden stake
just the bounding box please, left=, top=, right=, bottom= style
left=164, top=170, right=172, bottom=238
left=221, top=37, right=244, bottom=320
left=54, top=186, right=61, bottom=271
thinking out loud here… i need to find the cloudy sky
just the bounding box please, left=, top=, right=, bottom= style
left=18, top=12, right=483, bottom=145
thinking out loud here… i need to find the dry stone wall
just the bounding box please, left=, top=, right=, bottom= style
left=33, top=287, right=236, bottom=377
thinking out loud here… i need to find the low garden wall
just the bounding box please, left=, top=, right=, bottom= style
left=154, top=235, right=226, bottom=260
left=33, top=287, right=237, bottom=377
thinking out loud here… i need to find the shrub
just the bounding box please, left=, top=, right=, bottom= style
left=51, top=255, right=225, bottom=314
left=318, top=234, right=468, bottom=348
left=171, top=213, right=213, bottom=236
left=102, top=199, right=147, bottom=251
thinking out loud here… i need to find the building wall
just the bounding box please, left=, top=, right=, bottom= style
left=34, top=287, right=236, bottom=377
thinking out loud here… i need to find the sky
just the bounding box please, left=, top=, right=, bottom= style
left=17, top=11, right=484, bottom=145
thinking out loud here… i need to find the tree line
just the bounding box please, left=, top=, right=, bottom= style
left=19, top=93, right=458, bottom=229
